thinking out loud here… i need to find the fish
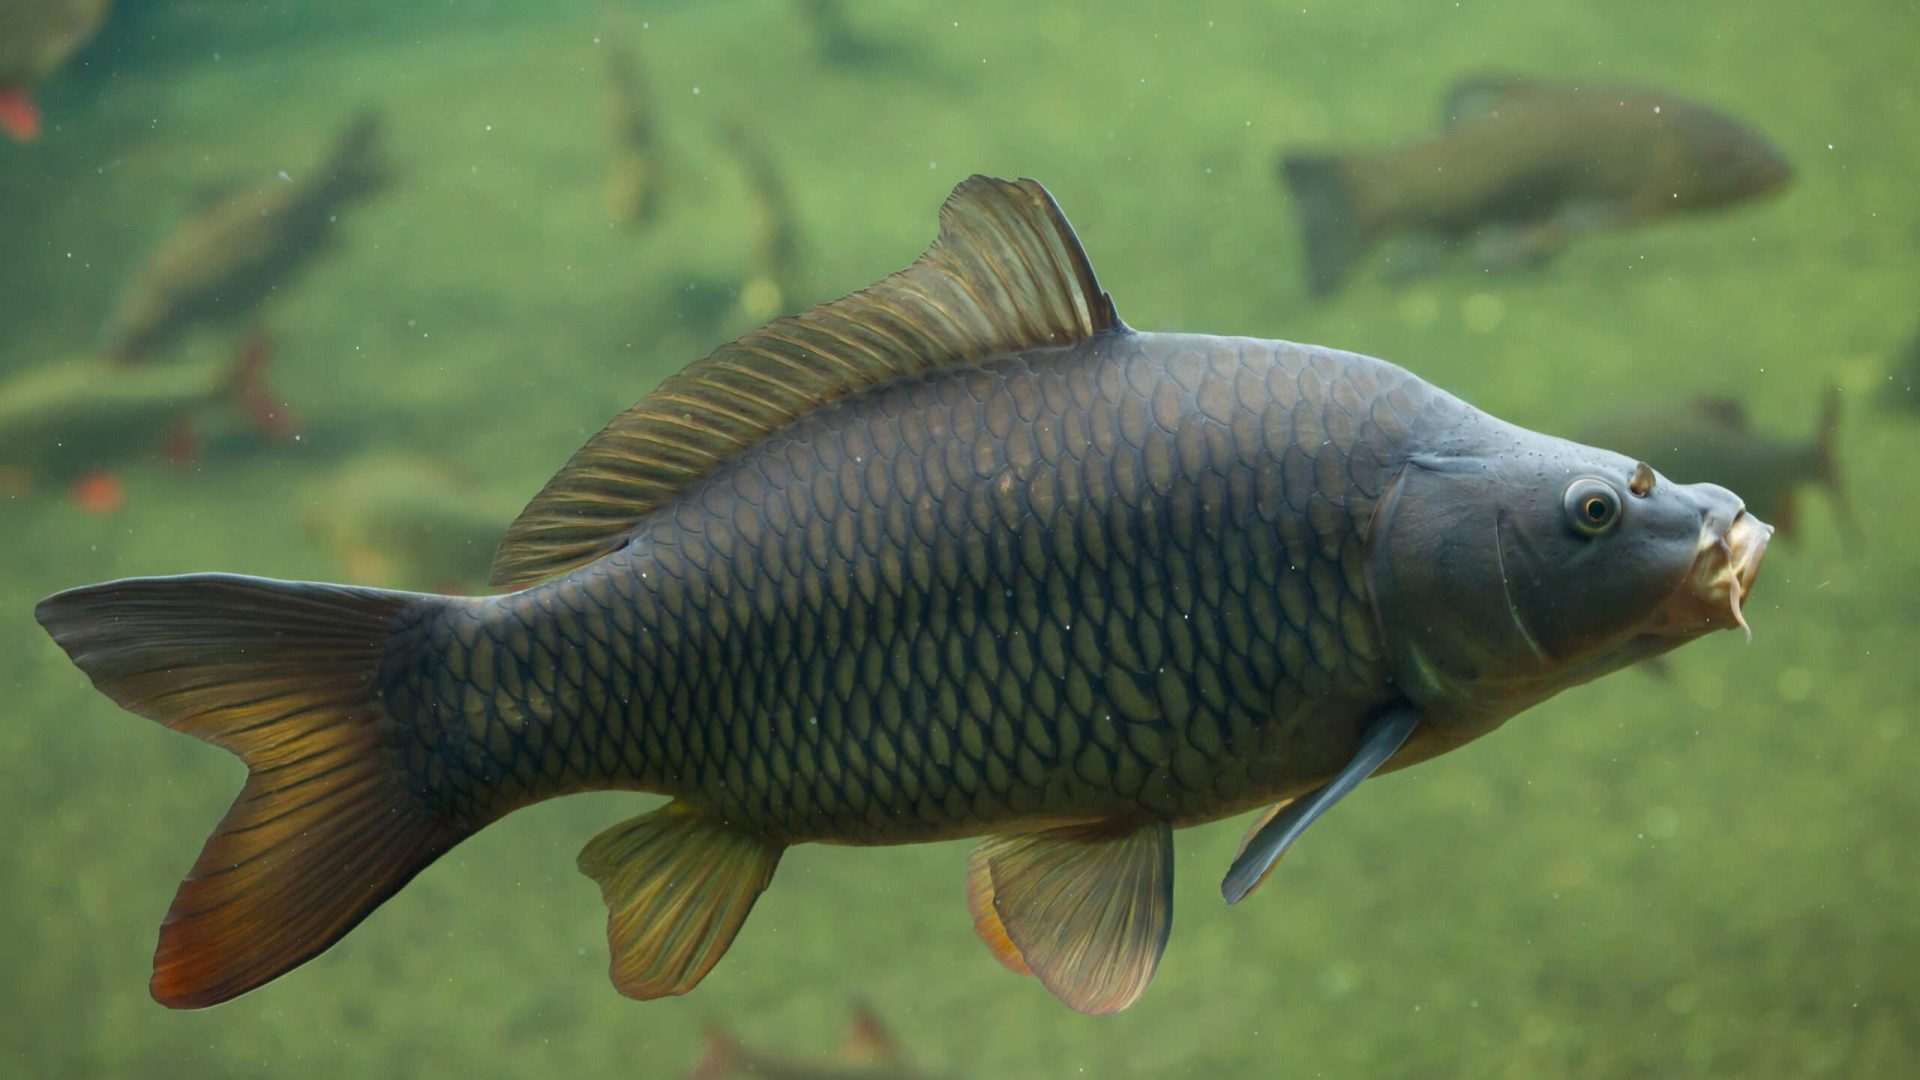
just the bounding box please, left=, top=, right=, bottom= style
left=720, top=121, right=806, bottom=323
left=795, top=0, right=882, bottom=67
left=99, top=108, right=392, bottom=363
left=34, top=175, right=1773, bottom=1017
left=0, top=335, right=291, bottom=491
left=1279, top=74, right=1794, bottom=296
left=0, top=0, right=110, bottom=141
left=603, top=36, right=662, bottom=227
left=301, top=453, right=520, bottom=595
left=1574, top=387, right=1853, bottom=547
left=688, top=1001, right=948, bottom=1080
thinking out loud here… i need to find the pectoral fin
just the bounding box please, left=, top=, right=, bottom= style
left=577, top=801, right=783, bottom=1000
left=1221, top=707, right=1419, bottom=905
left=1224, top=797, right=1297, bottom=901
left=965, top=820, right=1174, bottom=1015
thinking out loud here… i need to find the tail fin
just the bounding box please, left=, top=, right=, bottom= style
left=1278, top=152, right=1372, bottom=298
left=318, top=108, right=392, bottom=202
left=1811, top=385, right=1860, bottom=548
left=34, top=574, right=461, bottom=1009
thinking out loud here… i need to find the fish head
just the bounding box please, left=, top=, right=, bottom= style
left=1367, top=423, right=1772, bottom=725
left=1668, top=106, right=1794, bottom=208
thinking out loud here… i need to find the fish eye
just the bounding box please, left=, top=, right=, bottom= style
left=1563, top=478, right=1622, bottom=536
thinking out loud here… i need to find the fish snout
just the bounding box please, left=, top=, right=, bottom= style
left=1644, top=484, right=1773, bottom=642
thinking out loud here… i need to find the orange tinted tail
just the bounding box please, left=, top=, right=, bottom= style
left=35, top=573, right=463, bottom=1008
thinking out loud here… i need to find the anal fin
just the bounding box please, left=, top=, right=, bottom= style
left=577, top=801, right=783, bottom=1000
left=965, top=820, right=1173, bottom=1015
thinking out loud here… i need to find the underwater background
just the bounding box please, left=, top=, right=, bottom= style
left=3, top=2, right=1915, bottom=1076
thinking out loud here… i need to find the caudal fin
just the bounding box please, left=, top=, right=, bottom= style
left=35, top=574, right=461, bottom=1008
left=1811, top=385, right=1860, bottom=549
left=319, top=108, right=393, bottom=202
left=1278, top=152, right=1372, bottom=298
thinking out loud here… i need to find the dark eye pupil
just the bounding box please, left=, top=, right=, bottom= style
left=1585, top=498, right=1608, bottom=521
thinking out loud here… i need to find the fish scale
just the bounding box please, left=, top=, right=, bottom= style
left=382, top=331, right=1442, bottom=843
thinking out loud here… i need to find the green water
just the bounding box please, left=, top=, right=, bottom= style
left=4, top=3, right=1915, bottom=1077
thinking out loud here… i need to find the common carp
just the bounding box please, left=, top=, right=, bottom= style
left=36, top=176, right=1772, bottom=1016
left=1280, top=74, right=1793, bottom=296
left=99, top=108, right=391, bottom=363
left=0, top=0, right=110, bottom=141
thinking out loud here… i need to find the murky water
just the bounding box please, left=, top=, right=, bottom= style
left=3, top=3, right=1914, bottom=1077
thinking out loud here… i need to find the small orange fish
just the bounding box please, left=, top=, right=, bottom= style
left=68, top=469, right=125, bottom=514
left=0, top=0, right=111, bottom=142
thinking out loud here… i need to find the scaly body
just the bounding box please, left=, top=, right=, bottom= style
left=384, top=332, right=1453, bottom=841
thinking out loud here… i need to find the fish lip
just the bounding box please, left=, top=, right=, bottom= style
left=1644, top=509, right=1774, bottom=641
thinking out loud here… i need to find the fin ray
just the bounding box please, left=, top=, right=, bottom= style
left=492, top=175, right=1120, bottom=589
left=966, top=820, right=1173, bottom=1015
left=33, top=574, right=460, bottom=1009
left=577, top=801, right=784, bottom=999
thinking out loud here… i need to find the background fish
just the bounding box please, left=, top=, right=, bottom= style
left=99, top=108, right=392, bottom=363
left=34, top=176, right=1770, bottom=1020
left=1572, top=386, right=1852, bottom=547
left=0, top=0, right=110, bottom=141
left=1280, top=74, right=1794, bottom=296
left=0, top=338, right=289, bottom=492
left=720, top=120, right=806, bottom=323
left=301, top=453, right=520, bottom=595
left=795, top=0, right=881, bottom=67
left=603, top=36, right=661, bottom=228
left=688, top=1001, right=948, bottom=1080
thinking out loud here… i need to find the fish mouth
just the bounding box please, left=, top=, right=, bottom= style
left=1643, top=510, right=1774, bottom=642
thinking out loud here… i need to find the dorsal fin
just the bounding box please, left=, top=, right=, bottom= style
left=490, top=174, right=1121, bottom=589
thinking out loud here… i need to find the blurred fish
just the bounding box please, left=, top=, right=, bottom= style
left=100, top=108, right=392, bottom=363
left=302, top=453, right=518, bottom=595
left=603, top=36, right=661, bottom=227
left=795, top=0, right=881, bottom=67
left=1280, top=74, right=1794, bottom=296
left=36, top=176, right=1773, bottom=1017
left=0, top=333, right=293, bottom=495
left=67, top=468, right=124, bottom=514
left=689, top=1002, right=948, bottom=1080
left=0, top=0, right=110, bottom=141
left=720, top=121, right=805, bottom=323
left=1576, top=387, right=1853, bottom=547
